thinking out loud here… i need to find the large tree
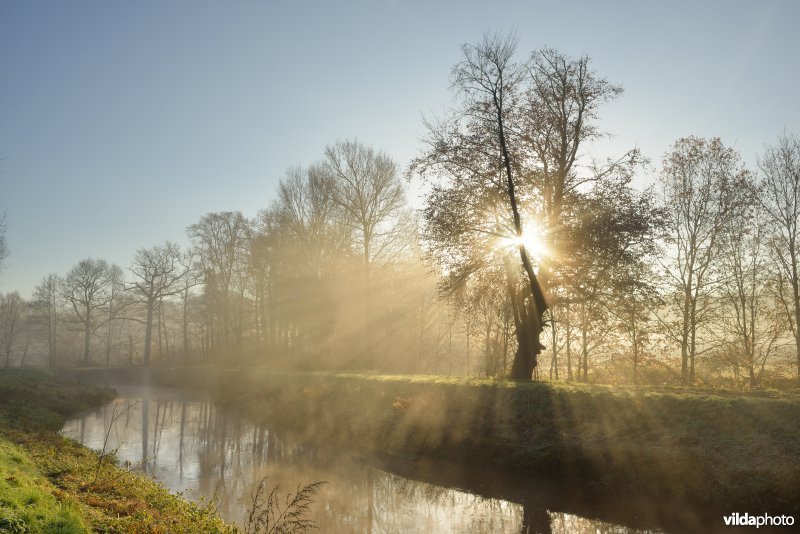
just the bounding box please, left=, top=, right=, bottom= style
left=412, top=33, right=546, bottom=379
left=411, top=32, right=635, bottom=379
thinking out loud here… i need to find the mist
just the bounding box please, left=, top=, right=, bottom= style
left=1, top=7, right=800, bottom=533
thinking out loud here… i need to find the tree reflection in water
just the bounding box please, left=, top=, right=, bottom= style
left=61, top=387, right=660, bottom=534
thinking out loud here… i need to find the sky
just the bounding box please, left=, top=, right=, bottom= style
left=1, top=0, right=799, bottom=298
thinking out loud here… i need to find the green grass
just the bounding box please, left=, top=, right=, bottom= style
left=0, top=367, right=115, bottom=432
left=0, top=368, right=234, bottom=533
left=8, top=431, right=234, bottom=533
left=0, top=438, right=86, bottom=534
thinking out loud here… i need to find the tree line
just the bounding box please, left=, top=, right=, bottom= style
left=0, top=140, right=460, bottom=374
left=2, top=32, right=799, bottom=389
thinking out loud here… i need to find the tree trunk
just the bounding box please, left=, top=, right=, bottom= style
left=689, top=293, right=698, bottom=386
left=565, top=302, right=573, bottom=381
left=143, top=300, right=154, bottom=366
left=551, top=308, right=558, bottom=380
left=494, top=91, right=547, bottom=380
left=183, top=289, right=190, bottom=362
left=157, top=298, right=163, bottom=361
left=83, top=311, right=91, bottom=365
left=465, top=325, right=470, bottom=377
left=105, top=317, right=113, bottom=368
left=581, top=304, right=589, bottom=383
left=254, top=289, right=260, bottom=351
left=794, top=275, right=800, bottom=385
left=509, top=299, right=532, bottom=379
left=680, top=287, right=691, bottom=385
left=631, top=310, right=639, bottom=386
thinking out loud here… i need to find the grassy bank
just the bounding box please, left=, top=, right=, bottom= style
left=65, top=366, right=800, bottom=516
left=0, top=368, right=234, bottom=533
left=212, top=369, right=800, bottom=515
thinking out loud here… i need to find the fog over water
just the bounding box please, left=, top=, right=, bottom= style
left=62, top=385, right=663, bottom=533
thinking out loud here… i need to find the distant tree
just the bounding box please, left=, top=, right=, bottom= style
left=759, top=132, right=800, bottom=383
left=188, top=212, right=251, bottom=356
left=609, top=268, right=661, bottom=385
left=32, top=274, right=62, bottom=367
left=573, top=298, right=607, bottom=383
left=61, top=259, right=113, bottom=365
left=562, top=178, right=665, bottom=384
left=659, top=137, right=751, bottom=385
left=716, top=203, right=783, bottom=389
left=100, top=264, right=129, bottom=367
left=258, top=168, right=351, bottom=361
left=269, top=167, right=350, bottom=275
left=321, top=140, right=410, bottom=268
left=128, top=242, right=184, bottom=366
left=177, top=249, right=202, bottom=361
left=0, top=291, right=24, bottom=367
left=319, top=140, right=412, bottom=365
left=0, top=213, right=7, bottom=273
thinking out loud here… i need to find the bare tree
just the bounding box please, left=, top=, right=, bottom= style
left=0, top=291, right=24, bottom=367
left=321, top=140, right=410, bottom=268
left=129, top=242, right=184, bottom=366
left=257, top=168, right=351, bottom=361
left=177, top=249, right=202, bottom=361
left=660, top=137, right=751, bottom=385
left=32, top=274, right=62, bottom=367
left=0, top=213, right=7, bottom=273
left=61, top=259, right=113, bottom=365
left=411, top=32, right=547, bottom=379
left=270, top=167, right=350, bottom=275
left=188, top=212, right=251, bottom=356
left=100, top=264, right=129, bottom=367
left=523, top=48, right=642, bottom=379
left=716, top=204, right=783, bottom=389
left=319, top=140, right=411, bottom=365
left=759, top=132, right=800, bottom=383
left=412, top=33, right=634, bottom=379
left=523, top=47, right=634, bottom=276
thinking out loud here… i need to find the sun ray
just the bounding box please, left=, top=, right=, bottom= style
left=495, top=219, right=550, bottom=261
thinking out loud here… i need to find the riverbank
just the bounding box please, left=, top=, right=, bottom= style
left=66, top=366, right=800, bottom=518
left=0, top=368, right=234, bottom=533
left=221, top=370, right=800, bottom=516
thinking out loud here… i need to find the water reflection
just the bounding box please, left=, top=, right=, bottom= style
left=61, top=386, right=660, bottom=533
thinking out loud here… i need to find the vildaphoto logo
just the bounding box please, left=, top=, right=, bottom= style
left=723, top=513, right=795, bottom=528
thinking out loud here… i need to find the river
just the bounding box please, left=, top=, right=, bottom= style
left=61, top=384, right=717, bottom=533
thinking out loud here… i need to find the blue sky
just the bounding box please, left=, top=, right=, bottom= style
left=1, top=0, right=798, bottom=297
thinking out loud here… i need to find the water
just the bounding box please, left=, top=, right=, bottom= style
left=61, top=385, right=713, bottom=533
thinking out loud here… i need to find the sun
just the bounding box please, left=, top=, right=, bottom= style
left=496, top=220, right=549, bottom=260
